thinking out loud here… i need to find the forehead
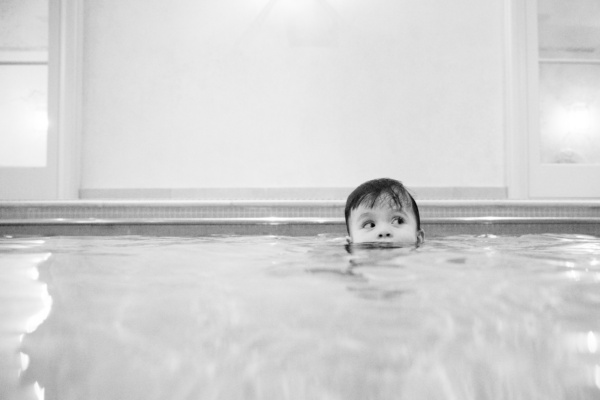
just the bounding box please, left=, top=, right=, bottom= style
left=350, top=202, right=411, bottom=220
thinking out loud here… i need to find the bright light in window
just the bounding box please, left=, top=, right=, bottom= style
left=565, top=103, right=591, bottom=133
left=32, top=110, right=49, bottom=132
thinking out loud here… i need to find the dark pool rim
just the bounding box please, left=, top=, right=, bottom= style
left=0, top=217, right=600, bottom=225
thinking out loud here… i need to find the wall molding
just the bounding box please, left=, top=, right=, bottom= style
left=503, top=0, right=530, bottom=199
left=53, top=0, right=84, bottom=199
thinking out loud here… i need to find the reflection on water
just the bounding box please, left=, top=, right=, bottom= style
left=0, top=234, right=599, bottom=400
left=0, top=239, right=51, bottom=400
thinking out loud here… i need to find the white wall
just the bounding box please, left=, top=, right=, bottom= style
left=82, top=0, right=505, bottom=191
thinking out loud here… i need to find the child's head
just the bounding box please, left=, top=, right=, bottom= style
left=345, top=178, right=424, bottom=245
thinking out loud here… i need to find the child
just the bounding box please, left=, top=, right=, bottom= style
left=345, top=178, right=424, bottom=246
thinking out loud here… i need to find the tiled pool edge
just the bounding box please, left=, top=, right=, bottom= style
left=0, top=217, right=599, bottom=237
left=2, top=200, right=600, bottom=219
left=1, top=200, right=599, bottom=236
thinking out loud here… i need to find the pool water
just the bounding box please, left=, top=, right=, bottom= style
left=1, top=234, right=600, bottom=400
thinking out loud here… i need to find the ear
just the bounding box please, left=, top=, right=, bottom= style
left=416, top=229, right=425, bottom=246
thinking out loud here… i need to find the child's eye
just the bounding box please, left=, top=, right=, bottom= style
left=361, top=221, right=375, bottom=229
left=392, top=217, right=404, bottom=225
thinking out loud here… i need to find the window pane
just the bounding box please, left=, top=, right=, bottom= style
left=538, top=0, right=600, bottom=60
left=0, top=65, right=48, bottom=167
left=0, top=0, right=48, bottom=167
left=0, top=0, right=48, bottom=51
left=539, top=63, right=600, bottom=164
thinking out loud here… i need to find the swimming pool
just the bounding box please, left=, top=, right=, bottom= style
left=1, top=233, right=599, bottom=400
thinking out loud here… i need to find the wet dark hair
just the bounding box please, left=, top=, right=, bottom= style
left=344, top=178, right=421, bottom=234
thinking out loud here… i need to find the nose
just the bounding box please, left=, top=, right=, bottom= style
left=377, top=230, right=393, bottom=239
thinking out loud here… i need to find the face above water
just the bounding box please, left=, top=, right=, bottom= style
left=348, top=204, right=421, bottom=245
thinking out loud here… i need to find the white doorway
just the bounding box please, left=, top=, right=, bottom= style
left=0, top=0, right=81, bottom=200
left=0, top=0, right=56, bottom=199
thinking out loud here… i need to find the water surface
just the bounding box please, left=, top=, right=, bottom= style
left=1, top=234, right=599, bottom=400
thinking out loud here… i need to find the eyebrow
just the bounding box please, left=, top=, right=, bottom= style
left=356, top=210, right=407, bottom=220
left=356, top=212, right=375, bottom=221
